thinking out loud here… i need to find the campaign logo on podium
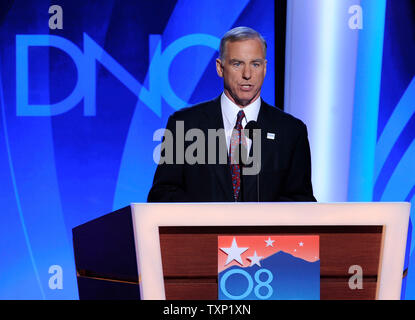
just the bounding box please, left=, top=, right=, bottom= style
left=218, top=235, right=320, bottom=300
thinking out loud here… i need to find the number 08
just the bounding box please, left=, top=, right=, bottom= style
left=220, top=268, right=274, bottom=299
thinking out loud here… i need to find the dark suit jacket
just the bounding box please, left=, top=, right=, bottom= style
left=147, top=96, right=316, bottom=202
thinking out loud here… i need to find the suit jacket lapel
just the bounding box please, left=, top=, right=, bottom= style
left=201, top=97, right=234, bottom=201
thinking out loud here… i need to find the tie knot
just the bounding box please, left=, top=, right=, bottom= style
left=235, top=110, right=245, bottom=128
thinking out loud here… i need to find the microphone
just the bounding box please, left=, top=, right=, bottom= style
left=244, top=121, right=259, bottom=140
left=243, top=121, right=260, bottom=202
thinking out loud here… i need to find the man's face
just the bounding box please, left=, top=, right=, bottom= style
left=216, top=38, right=267, bottom=107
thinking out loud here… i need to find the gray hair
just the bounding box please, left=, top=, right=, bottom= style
left=219, top=26, right=267, bottom=61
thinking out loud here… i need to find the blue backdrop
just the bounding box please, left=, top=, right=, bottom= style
left=2, top=0, right=414, bottom=301
left=0, top=0, right=275, bottom=299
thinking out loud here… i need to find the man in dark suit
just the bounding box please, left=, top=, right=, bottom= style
left=148, top=27, right=316, bottom=202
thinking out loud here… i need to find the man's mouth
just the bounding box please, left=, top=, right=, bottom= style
left=240, top=84, right=253, bottom=91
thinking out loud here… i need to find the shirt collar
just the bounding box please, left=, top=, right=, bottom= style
left=220, top=92, right=261, bottom=128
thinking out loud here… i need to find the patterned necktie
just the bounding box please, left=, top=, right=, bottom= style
left=229, top=110, right=247, bottom=201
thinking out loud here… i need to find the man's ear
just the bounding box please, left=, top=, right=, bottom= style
left=216, top=58, right=224, bottom=78
left=264, top=59, right=267, bottom=77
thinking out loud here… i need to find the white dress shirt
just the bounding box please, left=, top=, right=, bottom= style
left=220, top=92, right=261, bottom=154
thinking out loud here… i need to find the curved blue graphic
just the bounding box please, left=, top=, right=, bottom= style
left=0, top=62, right=45, bottom=298
left=374, top=77, right=415, bottom=203
left=374, top=77, right=415, bottom=182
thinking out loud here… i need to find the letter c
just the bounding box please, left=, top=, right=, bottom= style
left=157, top=34, right=219, bottom=110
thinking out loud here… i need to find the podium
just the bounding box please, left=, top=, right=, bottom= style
left=72, top=202, right=410, bottom=300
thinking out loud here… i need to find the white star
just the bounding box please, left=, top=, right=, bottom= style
left=247, top=251, right=263, bottom=267
left=299, top=242, right=304, bottom=247
left=265, top=237, right=275, bottom=247
left=294, top=249, right=297, bottom=252
left=220, top=237, right=248, bottom=266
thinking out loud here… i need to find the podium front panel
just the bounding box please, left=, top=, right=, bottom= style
left=159, top=226, right=382, bottom=300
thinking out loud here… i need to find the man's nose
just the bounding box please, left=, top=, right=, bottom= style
left=242, top=65, right=251, bottom=80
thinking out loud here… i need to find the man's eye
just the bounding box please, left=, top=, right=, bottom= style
left=253, top=63, right=260, bottom=67
left=233, top=62, right=241, bottom=67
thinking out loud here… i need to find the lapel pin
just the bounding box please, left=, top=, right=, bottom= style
left=267, top=132, right=276, bottom=140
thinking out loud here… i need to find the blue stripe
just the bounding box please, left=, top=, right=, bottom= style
left=374, top=77, right=415, bottom=182
left=347, top=0, right=387, bottom=201
left=406, top=185, right=415, bottom=202
left=373, top=113, right=415, bottom=200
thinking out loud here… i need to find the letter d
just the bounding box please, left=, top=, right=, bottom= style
left=16, top=35, right=87, bottom=116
